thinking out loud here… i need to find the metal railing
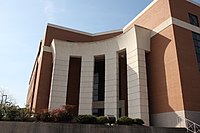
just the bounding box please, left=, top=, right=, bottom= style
left=177, top=116, right=200, bottom=133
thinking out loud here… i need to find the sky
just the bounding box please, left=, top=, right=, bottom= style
left=0, top=0, right=200, bottom=107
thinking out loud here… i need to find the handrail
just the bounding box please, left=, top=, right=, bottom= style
left=177, top=116, right=200, bottom=133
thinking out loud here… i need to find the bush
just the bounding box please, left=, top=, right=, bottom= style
left=132, top=118, right=144, bottom=125
left=106, top=115, right=116, bottom=124
left=62, top=104, right=75, bottom=114
left=117, top=116, right=133, bottom=125
left=1, top=105, right=33, bottom=121
left=76, top=115, right=97, bottom=124
left=97, top=116, right=109, bottom=124
left=34, top=113, right=41, bottom=121
left=0, top=108, right=4, bottom=120
left=51, top=108, right=73, bottom=122
left=18, top=108, right=32, bottom=121
left=5, top=105, right=20, bottom=121
left=35, top=112, right=52, bottom=122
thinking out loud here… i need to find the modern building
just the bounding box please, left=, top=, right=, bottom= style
left=26, top=0, right=200, bottom=127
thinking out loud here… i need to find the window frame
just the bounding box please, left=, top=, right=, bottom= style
left=192, top=32, right=200, bottom=71
left=189, top=13, right=199, bottom=27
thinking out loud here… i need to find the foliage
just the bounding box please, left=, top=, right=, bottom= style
left=40, top=112, right=52, bottom=122
left=0, top=88, right=34, bottom=121
left=34, top=113, right=41, bottom=121
left=62, top=104, right=75, bottom=114
left=5, top=105, right=20, bottom=121
left=107, top=115, right=116, bottom=124
left=51, top=108, right=73, bottom=122
left=0, top=88, right=17, bottom=121
left=96, top=116, right=109, bottom=124
left=132, top=118, right=144, bottom=125
left=0, top=94, right=145, bottom=125
left=1, top=105, right=33, bottom=121
left=18, top=108, right=32, bottom=121
left=0, top=88, right=15, bottom=106
left=117, top=116, right=133, bottom=125
left=34, top=105, right=75, bottom=122
left=0, top=108, right=4, bottom=120
left=76, top=115, right=97, bottom=124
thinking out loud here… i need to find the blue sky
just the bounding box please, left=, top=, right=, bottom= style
left=0, top=0, right=200, bottom=107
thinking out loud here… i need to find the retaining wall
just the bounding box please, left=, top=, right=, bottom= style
left=0, top=121, right=187, bottom=133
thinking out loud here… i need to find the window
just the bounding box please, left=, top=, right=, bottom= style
left=93, top=56, right=105, bottom=101
left=192, top=32, right=200, bottom=71
left=118, top=50, right=128, bottom=116
left=66, top=57, right=82, bottom=116
left=118, top=50, right=127, bottom=101
left=119, top=108, right=122, bottom=118
left=189, top=13, right=199, bottom=27
left=92, top=108, right=104, bottom=116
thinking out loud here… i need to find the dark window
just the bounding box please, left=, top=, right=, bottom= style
left=93, top=56, right=105, bottom=101
left=119, top=108, right=122, bottom=118
left=66, top=57, right=82, bottom=116
left=189, top=13, right=199, bottom=27
left=92, top=108, right=104, bottom=116
left=118, top=51, right=128, bottom=101
left=193, top=32, right=200, bottom=71
left=118, top=50, right=128, bottom=116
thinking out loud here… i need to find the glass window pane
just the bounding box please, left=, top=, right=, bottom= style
left=189, top=13, right=199, bottom=27
left=193, top=32, right=200, bottom=71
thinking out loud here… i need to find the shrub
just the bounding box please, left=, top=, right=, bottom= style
left=132, top=118, right=144, bottom=125
left=51, top=108, right=73, bottom=122
left=62, top=104, right=75, bottom=114
left=97, top=116, right=109, bottom=124
left=0, top=108, right=4, bottom=120
left=5, top=105, right=20, bottom=121
left=18, top=108, right=32, bottom=121
left=34, top=113, right=41, bottom=121
left=76, top=115, right=97, bottom=124
left=37, top=112, right=52, bottom=122
left=106, top=115, right=116, bottom=124
left=1, top=105, right=31, bottom=121
left=117, top=116, right=133, bottom=125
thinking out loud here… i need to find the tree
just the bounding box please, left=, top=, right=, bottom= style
left=0, top=88, right=20, bottom=120
left=0, top=88, right=15, bottom=108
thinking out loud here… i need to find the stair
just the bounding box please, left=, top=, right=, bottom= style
left=177, top=116, right=200, bottom=133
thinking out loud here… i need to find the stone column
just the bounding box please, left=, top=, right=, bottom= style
left=105, top=53, right=119, bottom=118
left=78, top=56, right=94, bottom=115
left=127, top=48, right=149, bottom=125
left=48, top=57, right=70, bottom=110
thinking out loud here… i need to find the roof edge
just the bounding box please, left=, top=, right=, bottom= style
left=186, top=0, right=200, bottom=7
left=94, top=29, right=123, bottom=36
left=47, top=23, right=123, bottom=37
left=47, top=23, right=93, bottom=36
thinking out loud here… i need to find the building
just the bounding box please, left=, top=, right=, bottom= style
left=26, top=0, right=200, bottom=127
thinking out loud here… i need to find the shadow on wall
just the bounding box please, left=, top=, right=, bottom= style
left=125, top=53, right=148, bottom=124
left=145, top=33, right=181, bottom=127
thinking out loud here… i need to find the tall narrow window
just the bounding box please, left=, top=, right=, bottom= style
left=189, top=13, right=199, bottom=27
left=192, top=32, right=200, bottom=71
left=66, top=57, right=82, bottom=116
left=118, top=50, right=128, bottom=116
left=92, top=56, right=105, bottom=116
left=93, top=56, right=105, bottom=101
